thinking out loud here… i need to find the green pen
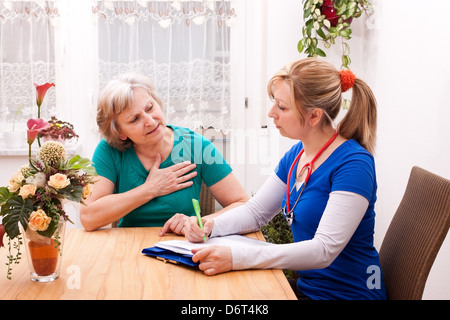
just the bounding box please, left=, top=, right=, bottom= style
left=192, top=199, right=207, bottom=242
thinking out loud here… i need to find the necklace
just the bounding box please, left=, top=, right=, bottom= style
left=282, top=130, right=339, bottom=226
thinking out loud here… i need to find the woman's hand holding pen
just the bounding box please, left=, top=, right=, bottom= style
left=184, top=216, right=214, bottom=243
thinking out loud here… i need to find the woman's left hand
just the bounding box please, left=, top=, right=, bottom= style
left=191, top=245, right=232, bottom=276
left=159, top=213, right=189, bottom=236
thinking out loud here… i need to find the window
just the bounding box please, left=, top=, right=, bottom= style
left=0, top=1, right=238, bottom=137
left=0, top=1, right=58, bottom=131
left=95, top=0, right=237, bottom=131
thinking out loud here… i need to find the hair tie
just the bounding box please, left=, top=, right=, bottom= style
left=340, top=69, right=356, bottom=92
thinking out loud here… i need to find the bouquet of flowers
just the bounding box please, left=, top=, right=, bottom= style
left=0, top=83, right=97, bottom=279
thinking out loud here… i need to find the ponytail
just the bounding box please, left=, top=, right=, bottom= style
left=338, top=78, right=377, bottom=154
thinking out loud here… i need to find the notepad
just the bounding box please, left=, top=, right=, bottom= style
left=142, top=235, right=274, bottom=267
left=155, top=234, right=274, bottom=255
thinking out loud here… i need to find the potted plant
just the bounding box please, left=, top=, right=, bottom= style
left=39, top=116, right=79, bottom=144
left=4, top=105, right=26, bottom=149
left=297, top=0, right=373, bottom=69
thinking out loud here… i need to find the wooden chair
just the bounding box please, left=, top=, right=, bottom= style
left=199, top=182, right=216, bottom=216
left=379, top=166, right=450, bottom=300
left=111, top=183, right=216, bottom=227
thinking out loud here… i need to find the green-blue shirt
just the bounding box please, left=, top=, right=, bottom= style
left=92, top=125, right=232, bottom=227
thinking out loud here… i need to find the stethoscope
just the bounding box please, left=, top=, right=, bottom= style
left=282, top=130, right=338, bottom=226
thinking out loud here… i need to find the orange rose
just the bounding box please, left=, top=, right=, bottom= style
left=19, top=184, right=37, bottom=199
left=8, top=171, right=24, bottom=192
left=28, top=209, right=52, bottom=232
left=48, top=173, right=70, bottom=189
left=82, top=184, right=94, bottom=199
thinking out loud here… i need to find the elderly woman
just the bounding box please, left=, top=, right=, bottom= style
left=80, top=73, right=248, bottom=233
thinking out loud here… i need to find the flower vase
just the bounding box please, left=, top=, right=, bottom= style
left=23, top=220, right=66, bottom=282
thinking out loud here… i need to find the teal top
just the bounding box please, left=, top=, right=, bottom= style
left=92, top=125, right=232, bottom=227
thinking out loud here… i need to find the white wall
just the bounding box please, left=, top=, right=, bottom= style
left=253, top=0, right=450, bottom=299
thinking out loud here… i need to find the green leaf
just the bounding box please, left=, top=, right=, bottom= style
left=306, top=23, right=313, bottom=37
left=340, top=28, right=352, bottom=38
left=0, top=187, right=12, bottom=207
left=336, top=3, right=346, bottom=15
left=66, top=155, right=97, bottom=175
left=316, top=28, right=326, bottom=39
left=342, top=98, right=351, bottom=110
left=303, top=0, right=313, bottom=11
left=2, top=197, right=33, bottom=239
left=313, top=21, right=320, bottom=30
left=342, top=54, right=351, bottom=68
left=315, top=47, right=326, bottom=57
left=303, top=7, right=312, bottom=19
left=297, top=39, right=305, bottom=53
left=58, top=184, right=83, bottom=203
left=343, top=42, right=350, bottom=54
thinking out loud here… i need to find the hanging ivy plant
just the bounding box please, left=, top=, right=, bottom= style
left=298, top=0, right=373, bottom=69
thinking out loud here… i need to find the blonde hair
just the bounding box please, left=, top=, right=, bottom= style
left=267, top=58, right=377, bottom=154
left=96, top=73, right=163, bottom=151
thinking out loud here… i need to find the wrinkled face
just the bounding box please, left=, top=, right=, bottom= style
left=268, top=80, right=304, bottom=140
left=115, top=87, right=166, bottom=145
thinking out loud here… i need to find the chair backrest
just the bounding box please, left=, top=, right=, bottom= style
left=199, top=182, right=216, bottom=216
left=379, top=166, right=450, bottom=300
left=111, top=182, right=216, bottom=227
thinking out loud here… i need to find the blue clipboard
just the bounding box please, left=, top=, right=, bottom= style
left=142, top=246, right=199, bottom=268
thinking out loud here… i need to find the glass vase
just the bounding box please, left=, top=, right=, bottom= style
left=23, top=220, right=66, bottom=282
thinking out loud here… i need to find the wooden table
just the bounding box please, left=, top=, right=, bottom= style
left=0, top=227, right=297, bottom=300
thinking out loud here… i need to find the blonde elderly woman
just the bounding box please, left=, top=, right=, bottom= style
left=80, top=73, right=248, bottom=233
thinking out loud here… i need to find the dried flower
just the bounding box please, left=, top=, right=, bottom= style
left=40, top=116, right=79, bottom=142
left=20, top=165, right=33, bottom=178
left=37, top=141, right=66, bottom=166
left=25, top=171, right=46, bottom=188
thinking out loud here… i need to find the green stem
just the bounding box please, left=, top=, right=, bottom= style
left=28, top=143, right=38, bottom=171
left=37, top=106, right=41, bottom=147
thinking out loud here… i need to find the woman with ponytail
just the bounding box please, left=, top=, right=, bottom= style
left=183, top=58, right=386, bottom=300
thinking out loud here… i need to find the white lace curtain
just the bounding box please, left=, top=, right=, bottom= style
left=0, top=1, right=58, bottom=132
left=95, top=0, right=237, bottom=131
left=0, top=0, right=237, bottom=135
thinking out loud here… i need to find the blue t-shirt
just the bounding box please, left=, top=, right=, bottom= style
left=92, top=125, right=232, bottom=227
left=275, top=139, right=386, bottom=300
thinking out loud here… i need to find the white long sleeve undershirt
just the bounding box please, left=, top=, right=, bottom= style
left=211, top=173, right=369, bottom=271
